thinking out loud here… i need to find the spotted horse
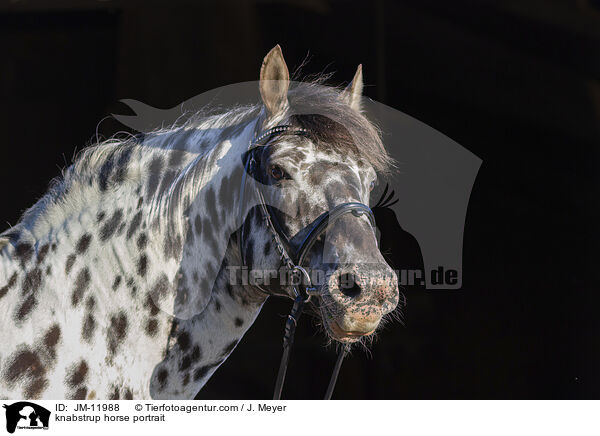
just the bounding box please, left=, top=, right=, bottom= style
left=0, top=46, right=400, bottom=399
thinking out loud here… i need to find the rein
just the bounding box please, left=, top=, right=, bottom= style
left=237, top=125, right=377, bottom=400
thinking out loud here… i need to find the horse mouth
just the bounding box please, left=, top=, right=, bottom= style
left=320, top=305, right=376, bottom=343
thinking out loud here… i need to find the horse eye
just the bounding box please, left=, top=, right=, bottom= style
left=269, top=165, right=285, bottom=181
left=369, top=180, right=376, bottom=191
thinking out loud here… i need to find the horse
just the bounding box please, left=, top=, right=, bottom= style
left=0, top=45, right=399, bottom=399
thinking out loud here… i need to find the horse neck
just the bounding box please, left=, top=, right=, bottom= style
left=151, top=241, right=268, bottom=399
left=158, top=118, right=263, bottom=315
left=149, top=120, right=272, bottom=399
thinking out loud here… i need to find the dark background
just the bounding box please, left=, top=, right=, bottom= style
left=1, top=0, right=599, bottom=399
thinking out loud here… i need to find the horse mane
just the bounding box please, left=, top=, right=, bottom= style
left=0, top=75, right=392, bottom=244
left=0, top=105, right=260, bottom=242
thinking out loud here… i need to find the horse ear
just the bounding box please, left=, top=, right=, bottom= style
left=341, top=64, right=363, bottom=112
left=259, top=45, right=290, bottom=118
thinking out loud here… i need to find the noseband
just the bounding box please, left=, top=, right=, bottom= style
left=237, top=125, right=377, bottom=400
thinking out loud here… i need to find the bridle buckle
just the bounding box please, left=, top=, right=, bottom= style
left=291, top=265, right=318, bottom=303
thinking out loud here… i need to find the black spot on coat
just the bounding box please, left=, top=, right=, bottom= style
left=127, top=211, right=143, bottom=239
left=146, top=156, right=164, bottom=197
left=263, top=241, right=271, bottom=257
left=204, top=187, right=219, bottom=225
left=148, top=274, right=170, bottom=309
left=15, top=243, right=33, bottom=264
left=112, top=275, right=122, bottom=291
left=82, top=314, right=96, bottom=343
left=6, top=349, right=48, bottom=398
left=191, top=345, right=202, bottom=361
left=26, top=378, right=49, bottom=399
left=137, top=254, right=148, bottom=277
left=109, top=386, right=120, bottom=400
left=100, top=209, right=124, bottom=241
left=137, top=233, right=148, bottom=250
left=113, top=146, right=134, bottom=184
left=22, top=268, right=42, bottom=295
left=168, top=149, right=186, bottom=167
left=72, top=387, right=88, bottom=400
left=107, top=311, right=128, bottom=356
left=179, top=355, right=192, bottom=371
left=98, top=150, right=117, bottom=191
left=16, top=294, right=37, bottom=321
left=37, top=244, right=50, bottom=263
left=218, top=174, right=234, bottom=207
left=76, top=234, right=92, bottom=254
left=177, top=331, right=191, bottom=351
left=65, top=254, right=76, bottom=275
left=71, top=268, right=91, bottom=307
left=157, top=368, right=168, bottom=390
left=43, top=324, right=61, bottom=360
left=66, top=360, right=89, bottom=388
left=159, top=170, right=177, bottom=196
left=145, top=318, right=158, bottom=336
left=85, top=296, right=96, bottom=311
left=0, top=272, right=18, bottom=299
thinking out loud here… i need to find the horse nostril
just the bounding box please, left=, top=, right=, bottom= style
left=338, top=273, right=361, bottom=298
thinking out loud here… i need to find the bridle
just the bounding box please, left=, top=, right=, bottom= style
left=237, top=125, right=377, bottom=400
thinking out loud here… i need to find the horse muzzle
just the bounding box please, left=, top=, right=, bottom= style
left=318, top=266, right=399, bottom=342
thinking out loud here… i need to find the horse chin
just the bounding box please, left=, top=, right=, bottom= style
left=318, top=303, right=374, bottom=344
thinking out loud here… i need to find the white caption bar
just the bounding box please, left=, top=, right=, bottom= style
left=1, top=400, right=597, bottom=436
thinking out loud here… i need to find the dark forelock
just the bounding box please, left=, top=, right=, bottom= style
left=286, top=81, right=393, bottom=173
